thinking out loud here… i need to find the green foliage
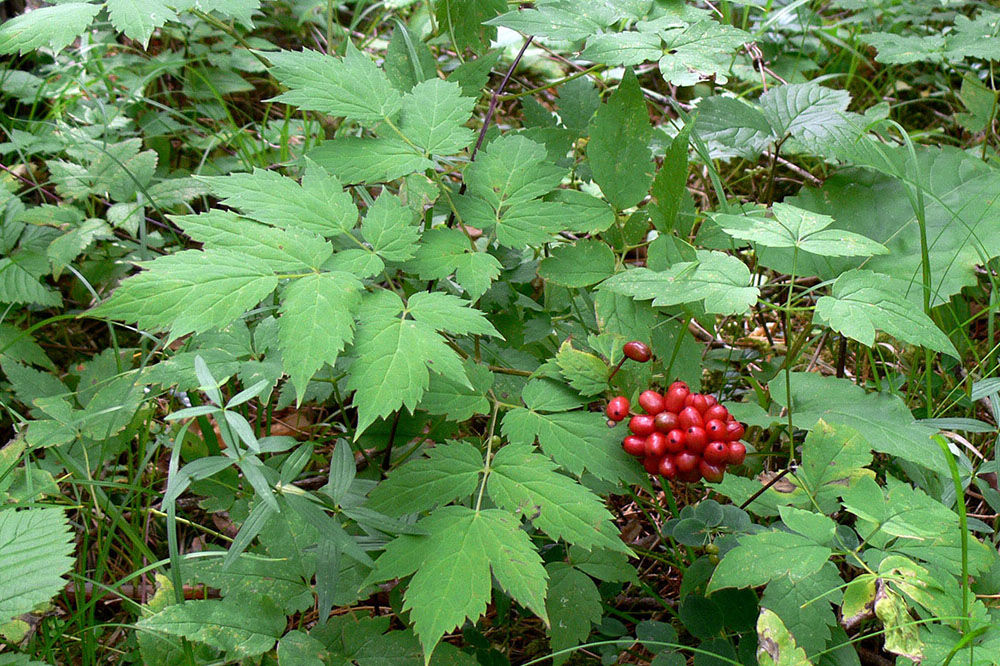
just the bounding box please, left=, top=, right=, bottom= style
left=0, top=508, right=74, bottom=624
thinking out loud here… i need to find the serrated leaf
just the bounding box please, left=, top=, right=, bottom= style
left=860, top=33, right=946, bottom=64
left=600, top=250, right=758, bottom=315
left=399, top=79, right=476, bottom=155
left=694, top=96, right=773, bottom=160
left=0, top=2, right=101, bottom=55
left=466, top=135, right=564, bottom=208
left=587, top=69, right=653, bottom=210
left=0, top=254, right=61, bottom=307
left=777, top=505, right=836, bottom=546
left=434, top=0, right=506, bottom=52
left=407, top=228, right=502, bottom=299
left=554, top=339, right=608, bottom=396
left=488, top=5, right=608, bottom=41
left=46, top=218, right=114, bottom=278
left=368, top=440, right=482, bottom=516
left=568, top=544, right=638, bottom=583
left=760, top=83, right=852, bottom=141
left=489, top=444, right=628, bottom=553
left=0, top=508, right=74, bottom=624
left=420, top=361, right=493, bottom=421
left=814, top=269, right=958, bottom=357
left=708, top=531, right=831, bottom=592
left=307, top=137, right=433, bottom=183
left=756, top=608, right=811, bottom=666
left=406, top=292, right=501, bottom=337
left=279, top=272, right=362, bottom=401
left=538, top=240, right=616, bottom=288
left=197, top=165, right=358, bottom=237
left=362, top=193, right=420, bottom=262
left=761, top=562, right=842, bottom=658
left=796, top=421, right=873, bottom=514
left=657, top=21, right=749, bottom=87
left=267, top=44, right=401, bottom=125
left=581, top=31, right=663, bottom=66
left=545, top=562, right=602, bottom=665
left=367, top=506, right=548, bottom=663
left=106, top=0, right=177, bottom=46
left=91, top=249, right=278, bottom=341
left=137, top=596, right=285, bottom=658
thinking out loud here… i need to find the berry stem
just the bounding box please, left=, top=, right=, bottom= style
left=607, top=357, right=627, bottom=382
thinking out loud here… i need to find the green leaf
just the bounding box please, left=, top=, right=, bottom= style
left=0, top=508, right=74, bottom=624
left=756, top=608, right=811, bottom=666
left=568, top=544, right=638, bottom=584
left=407, top=228, right=502, bottom=300
left=554, top=339, right=608, bottom=397
left=860, top=33, right=945, bottom=64
left=458, top=198, right=564, bottom=248
left=538, top=240, right=616, bottom=288
left=279, top=272, right=363, bottom=401
left=501, top=408, right=646, bottom=486
left=106, top=0, right=178, bottom=46
left=795, top=421, right=874, bottom=514
left=185, top=555, right=312, bottom=614
left=278, top=630, right=330, bottom=666
left=713, top=203, right=887, bottom=257
left=760, top=562, right=843, bottom=659
left=399, top=79, right=476, bottom=155
left=874, top=586, right=923, bottom=662
left=137, top=596, right=285, bottom=659
left=657, top=21, right=749, bottom=87
left=777, top=505, right=836, bottom=546
left=488, top=5, right=608, bottom=41
left=367, top=440, right=483, bottom=516
left=0, top=324, right=52, bottom=370
left=1, top=359, right=68, bottom=410
left=91, top=250, right=278, bottom=341
left=600, top=250, right=759, bottom=315
left=587, top=69, right=654, bottom=210
left=0, top=2, right=101, bottom=55
left=814, top=269, right=959, bottom=357
left=406, top=292, right=501, bottom=337
left=545, top=563, right=602, bottom=665
left=362, top=192, right=420, bottom=263
left=488, top=444, right=629, bottom=553
left=581, top=31, right=663, bottom=66
left=307, top=137, right=433, bottom=183
left=47, top=219, right=114, bottom=278
left=0, top=253, right=61, bottom=307
left=267, top=44, right=401, bottom=125
left=760, top=83, right=852, bottom=142
left=367, top=506, right=548, bottom=663
left=708, top=531, right=831, bottom=592
left=197, top=165, right=358, bottom=237
left=420, top=361, right=493, bottom=421
left=434, top=0, right=506, bottom=52
left=694, top=96, right=772, bottom=160
left=466, top=135, right=564, bottom=208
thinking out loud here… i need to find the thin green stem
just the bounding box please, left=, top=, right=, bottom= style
left=474, top=400, right=501, bottom=512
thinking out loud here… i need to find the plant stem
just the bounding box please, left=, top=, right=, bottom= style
left=474, top=400, right=501, bottom=512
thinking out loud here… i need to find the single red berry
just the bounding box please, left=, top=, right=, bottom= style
left=685, top=426, right=708, bottom=453
left=606, top=396, right=630, bottom=422
left=623, top=435, right=646, bottom=457
left=678, top=406, right=703, bottom=430
left=704, top=395, right=717, bottom=408
left=643, top=455, right=663, bottom=475
left=659, top=456, right=677, bottom=480
left=690, top=393, right=709, bottom=414
left=664, top=386, right=689, bottom=412
left=669, top=380, right=689, bottom=393
left=724, top=421, right=745, bottom=442
left=727, top=442, right=747, bottom=465
left=684, top=393, right=696, bottom=408
left=677, top=466, right=702, bottom=483
left=699, top=460, right=726, bottom=483
left=705, top=419, right=726, bottom=438
left=623, top=341, right=652, bottom=363
left=638, top=390, right=665, bottom=415
left=645, top=431, right=668, bottom=457
left=703, top=441, right=729, bottom=465
left=675, top=451, right=700, bottom=473
left=628, top=414, right=656, bottom=436
left=654, top=411, right=678, bottom=433
left=665, top=429, right=686, bottom=454
left=705, top=404, right=729, bottom=422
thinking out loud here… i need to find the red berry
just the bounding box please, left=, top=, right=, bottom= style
left=699, top=460, right=726, bottom=483
left=685, top=426, right=708, bottom=453
left=643, top=455, right=663, bottom=474
left=690, top=394, right=709, bottom=414
left=664, top=386, right=689, bottom=412
left=703, top=441, right=729, bottom=465
left=705, top=404, right=729, bottom=422
left=606, top=396, right=630, bottom=422
left=675, top=451, right=699, bottom=473
left=725, top=421, right=745, bottom=442
left=666, top=429, right=686, bottom=454
left=705, top=419, right=726, bottom=438
left=654, top=411, right=678, bottom=433
left=628, top=415, right=656, bottom=436
left=658, top=456, right=677, bottom=480
left=704, top=395, right=717, bottom=408
left=623, top=341, right=652, bottom=363
left=645, top=431, right=668, bottom=457
left=684, top=393, right=696, bottom=407
left=623, top=435, right=646, bottom=457
left=677, top=467, right=702, bottom=483
left=638, top=390, right=665, bottom=415
left=727, top=442, right=747, bottom=465
left=678, top=406, right=703, bottom=430
left=669, top=381, right=689, bottom=393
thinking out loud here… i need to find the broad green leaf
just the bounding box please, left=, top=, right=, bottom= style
left=548, top=189, right=616, bottom=234
left=0, top=254, right=61, bottom=307
left=694, top=96, right=772, bottom=160
left=708, top=530, right=831, bottom=592
left=649, top=125, right=690, bottom=232
left=362, top=193, right=420, bottom=263
left=465, top=135, right=564, bottom=209
left=385, top=23, right=436, bottom=92
left=599, top=250, right=758, bottom=315
left=568, top=544, right=638, bottom=583
left=841, top=575, right=877, bottom=630
left=420, top=361, right=493, bottom=421
left=488, top=444, right=629, bottom=553
left=760, top=562, right=843, bottom=659
left=657, top=21, right=749, bottom=87
left=367, top=506, right=548, bottom=663
left=185, top=555, right=312, bottom=614
left=1, top=359, right=68, bottom=410
left=713, top=203, right=887, bottom=257
left=554, top=339, right=608, bottom=396
left=538, top=240, right=616, bottom=287
left=106, top=0, right=178, bottom=46
left=406, top=292, right=501, bottom=337
left=80, top=374, right=146, bottom=439
left=581, top=31, right=663, bottom=66
left=367, top=440, right=483, bottom=516
left=267, top=44, right=401, bottom=125
left=877, top=555, right=962, bottom=622
left=307, top=137, right=433, bottom=183
left=0, top=2, right=101, bottom=55
left=399, top=79, right=476, bottom=155
left=278, top=630, right=330, bottom=666
left=46, top=219, right=114, bottom=278
left=0, top=508, right=74, bottom=624
left=434, top=0, right=506, bottom=52
left=795, top=421, right=873, bottom=513
left=501, top=408, right=646, bottom=486
left=587, top=69, right=654, bottom=210
left=91, top=250, right=278, bottom=341
left=407, top=228, right=502, bottom=299
left=137, top=596, right=285, bottom=659
left=488, top=5, right=608, bottom=41
left=760, top=83, right=852, bottom=141
left=814, top=269, right=959, bottom=357
left=545, top=563, right=602, bottom=665
left=0, top=324, right=52, bottom=369
left=173, top=211, right=333, bottom=271
left=521, top=378, right=586, bottom=413
left=756, top=609, right=811, bottom=666
left=197, top=165, right=358, bottom=237
left=279, top=272, right=363, bottom=401
left=777, top=505, right=836, bottom=546
left=860, top=33, right=946, bottom=64
left=874, top=586, right=923, bottom=662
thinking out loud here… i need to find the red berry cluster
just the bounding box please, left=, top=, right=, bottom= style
left=606, top=342, right=746, bottom=484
